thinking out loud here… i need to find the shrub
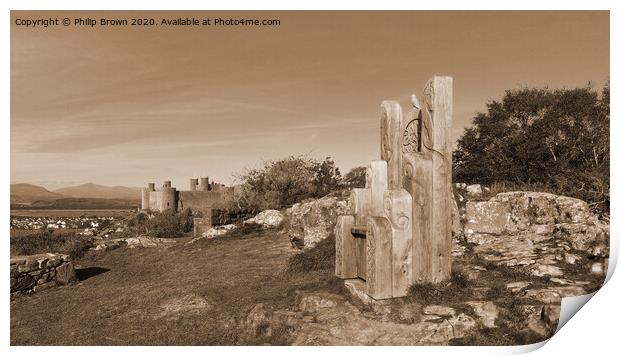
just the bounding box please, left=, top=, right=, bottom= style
left=10, top=229, right=94, bottom=260
left=178, top=208, right=194, bottom=233
left=454, top=83, right=609, bottom=215
left=342, top=166, right=366, bottom=188
left=146, top=209, right=182, bottom=238
left=235, top=155, right=342, bottom=212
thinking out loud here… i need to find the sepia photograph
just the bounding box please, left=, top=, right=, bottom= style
left=8, top=8, right=612, bottom=348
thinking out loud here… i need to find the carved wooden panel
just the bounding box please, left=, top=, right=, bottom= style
left=366, top=216, right=392, bottom=299
left=384, top=189, right=413, bottom=296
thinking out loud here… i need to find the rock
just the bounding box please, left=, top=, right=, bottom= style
left=245, top=303, right=273, bottom=334
left=298, top=293, right=338, bottom=313
left=202, top=224, right=237, bottom=238
left=591, top=262, right=605, bottom=275
left=451, top=195, right=463, bottom=236
left=33, top=280, right=57, bottom=292
left=451, top=313, right=477, bottom=338
left=455, top=183, right=467, bottom=189
left=423, top=305, right=456, bottom=317
left=244, top=209, right=284, bottom=228
left=523, top=305, right=553, bottom=337
left=466, top=301, right=499, bottom=328
left=464, top=201, right=511, bottom=235
left=55, top=262, right=77, bottom=285
left=530, top=264, right=563, bottom=277
left=506, top=281, right=531, bottom=293
left=531, top=224, right=555, bottom=235
left=286, top=195, right=349, bottom=250
left=466, top=184, right=482, bottom=195
left=563, top=253, right=581, bottom=265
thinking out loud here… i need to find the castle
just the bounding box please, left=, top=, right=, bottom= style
left=140, top=177, right=241, bottom=234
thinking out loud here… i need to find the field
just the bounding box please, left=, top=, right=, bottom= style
left=10, top=209, right=134, bottom=218
left=10, top=230, right=339, bottom=345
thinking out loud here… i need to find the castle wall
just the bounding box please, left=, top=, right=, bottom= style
left=148, top=191, right=160, bottom=211
left=178, top=191, right=221, bottom=213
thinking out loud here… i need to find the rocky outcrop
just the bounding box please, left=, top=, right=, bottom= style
left=462, top=191, right=609, bottom=278
left=245, top=291, right=480, bottom=345
left=286, top=196, right=349, bottom=250
left=10, top=253, right=76, bottom=294
left=244, top=209, right=284, bottom=228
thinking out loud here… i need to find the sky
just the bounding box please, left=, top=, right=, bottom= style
left=11, top=11, right=609, bottom=190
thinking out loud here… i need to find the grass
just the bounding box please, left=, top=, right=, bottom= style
left=10, top=229, right=343, bottom=346
left=406, top=268, right=473, bottom=306
left=10, top=229, right=94, bottom=260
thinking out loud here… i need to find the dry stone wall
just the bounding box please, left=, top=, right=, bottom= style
left=10, top=253, right=77, bottom=294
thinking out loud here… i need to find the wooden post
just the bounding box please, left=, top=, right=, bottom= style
left=350, top=188, right=371, bottom=227
left=368, top=161, right=388, bottom=217
left=424, top=76, right=453, bottom=283
left=366, top=216, right=393, bottom=299
left=335, top=215, right=357, bottom=279
left=381, top=101, right=403, bottom=190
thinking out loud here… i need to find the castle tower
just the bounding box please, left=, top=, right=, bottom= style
left=163, top=180, right=172, bottom=188
left=189, top=178, right=198, bottom=191
left=148, top=183, right=155, bottom=191
left=141, top=187, right=150, bottom=210
left=198, top=177, right=209, bottom=191
left=161, top=187, right=177, bottom=211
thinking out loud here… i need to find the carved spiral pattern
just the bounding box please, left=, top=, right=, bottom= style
left=403, top=118, right=421, bottom=153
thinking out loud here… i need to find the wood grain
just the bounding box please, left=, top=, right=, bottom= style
left=366, top=216, right=392, bottom=299
left=383, top=189, right=413, bottom=297
left=380, top=101, right=403, bottom=190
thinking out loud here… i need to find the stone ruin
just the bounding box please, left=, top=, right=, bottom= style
left=11, top=253, right=77, bottom=295
left=336, top=75, right=453, bottom=300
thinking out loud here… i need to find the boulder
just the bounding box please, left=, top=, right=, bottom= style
left=286, top=195, right=349, bottom=250
left=464, top=200, right=511, bottom=235
left=466, top=184, right=482, bottom=195
left=244, top=209, right=284, bottom=228
left=202, top=224, right=237, bottom=238
left=466, top=301, right=499, bottom=328
left=55, top=261, right=77, bottom=285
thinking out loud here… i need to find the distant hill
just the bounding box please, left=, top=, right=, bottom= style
left=10, top=183, right=65, bottom=204
left=54, top=183, right=141, bottom=200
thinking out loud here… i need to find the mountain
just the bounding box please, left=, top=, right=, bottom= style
left=53, top=183, right=141, bottom=200
left=10, top=183, right=65, bottom=204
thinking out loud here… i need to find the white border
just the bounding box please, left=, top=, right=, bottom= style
left=2, top=1, right=616, bottom=355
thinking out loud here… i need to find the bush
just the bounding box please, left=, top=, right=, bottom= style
left=10, top=229, right=94, bottom=260
left=454, top=83, right=609, bottom=215
left=342, top=166, right=366, bottom=188
left=178, top=208, right=194, bottom=233
left=235, top=155, right=342, bottom=212
left=146, top=209, right=182, bottom=238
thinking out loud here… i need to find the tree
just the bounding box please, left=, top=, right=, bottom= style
left=235, top=155, right=344, bottom=211
left=454, top=83, right=610, bottom=214
left=313, top=157, right=342, bottom=197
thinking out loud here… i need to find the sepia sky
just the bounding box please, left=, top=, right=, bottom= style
left=11, top=11, right=609, bottom=190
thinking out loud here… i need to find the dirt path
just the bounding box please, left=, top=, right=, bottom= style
left=10, top=232, right=296, bottom=345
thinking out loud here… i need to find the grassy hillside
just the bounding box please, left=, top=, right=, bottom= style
left=54, top=183, right=141, bottom=200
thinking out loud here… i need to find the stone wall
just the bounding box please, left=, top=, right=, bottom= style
left=10, top=253, right=77, bottom=294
